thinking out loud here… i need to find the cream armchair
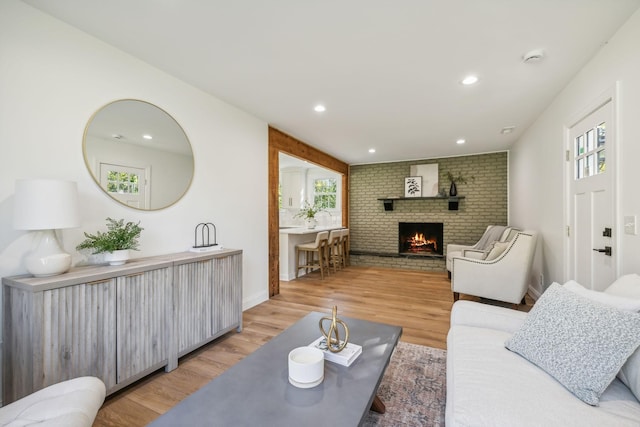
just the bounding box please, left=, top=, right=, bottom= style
left=446, top=225, right=517, bottom=277
left=451, top=230, right=537, bottom=305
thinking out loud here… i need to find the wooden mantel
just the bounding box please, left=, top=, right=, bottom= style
left=268, top=127, right=349, bottom=297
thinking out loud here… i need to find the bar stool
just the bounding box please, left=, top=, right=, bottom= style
left=295, top=231, right=330, bottom=279
left=341, top=228, right=350, bottom=267
left=328, top=229, right=344, bottom=273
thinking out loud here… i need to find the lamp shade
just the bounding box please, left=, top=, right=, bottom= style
left=14, top=179, right=81, bottom=230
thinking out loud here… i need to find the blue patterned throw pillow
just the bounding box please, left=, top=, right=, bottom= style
left=505, top=283, right=640, bottom=405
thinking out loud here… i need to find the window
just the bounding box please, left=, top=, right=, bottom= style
left=106, top=170, right=139, bottom=194
left=575, top=121, right=606, bottom=180
left=313, top=178, right=337, bottom=209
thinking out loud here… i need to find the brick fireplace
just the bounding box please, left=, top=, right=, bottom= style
left=348, top=152, right=508, bottom=271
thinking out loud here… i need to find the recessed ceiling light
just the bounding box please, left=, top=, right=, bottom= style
left=143, top=134, right=153, bottom=140
left=314, top=104, right=326, bottom=113
left=501, top=126, right=516, bottom=134
left=368, top=148, right=376, bottom=153
left=522, top=49, right=545, bottom=63
left=461, top=75, right=478, bottom=85
left=456, top=139, right=466, bottom=145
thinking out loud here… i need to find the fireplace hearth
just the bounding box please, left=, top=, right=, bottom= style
left=398, top=222, right=444, bottom=256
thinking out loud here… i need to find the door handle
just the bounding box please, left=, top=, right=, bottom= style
left=593, top=246, right=612, bottom=256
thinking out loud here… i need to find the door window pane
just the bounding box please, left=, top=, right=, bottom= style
left=597, top=150, right=606, bottom=174
left=576, top=135, right=584, bottom=155
left=576, top=158, right=584, bottom=179
left=586, top=129, right=595, bottom=152
left=597, top=122, right=606, bottom=147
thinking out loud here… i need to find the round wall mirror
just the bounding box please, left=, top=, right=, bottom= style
left=83, top=99, right=194, bottom=210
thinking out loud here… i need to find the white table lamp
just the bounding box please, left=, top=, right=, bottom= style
left=14, top=179, right=81, bottom=277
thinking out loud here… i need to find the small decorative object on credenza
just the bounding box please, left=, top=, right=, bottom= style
left=14, top=179, right=81, bottom=277
left=76, top=217, right=143, bottom=265
left=190, top=222, right=222, bottom=252
left=310, top=306, right=362, bottom=367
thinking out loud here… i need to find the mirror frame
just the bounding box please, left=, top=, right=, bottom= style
left=83, top=99, right=194, bottom=211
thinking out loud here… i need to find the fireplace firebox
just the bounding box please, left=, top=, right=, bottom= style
left=398, top=222, right=444, bottom=256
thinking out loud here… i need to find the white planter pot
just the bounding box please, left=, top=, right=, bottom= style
left=104, top=249, right=130, bottom=266
left=305, top=218, right=317, bottom=229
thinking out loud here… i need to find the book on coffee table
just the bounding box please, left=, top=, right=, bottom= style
left=309, top=336, right=362, bottom=367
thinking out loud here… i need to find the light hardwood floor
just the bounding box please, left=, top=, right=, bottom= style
left=93, top=265, right=530, bottom=426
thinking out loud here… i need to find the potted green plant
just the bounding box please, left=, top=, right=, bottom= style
left=76, top=217, right=143, bottom=265
left=294, top=202, right=325, bottom=229
left=445, top=171, right=474, bottom=197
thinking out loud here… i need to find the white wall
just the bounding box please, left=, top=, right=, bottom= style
left=510, top=9, right=640, bottom=296
left=0, top=1, right=269, bottom=309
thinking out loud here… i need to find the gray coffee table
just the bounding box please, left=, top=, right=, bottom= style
left=150, top=311, right=402, bottom=427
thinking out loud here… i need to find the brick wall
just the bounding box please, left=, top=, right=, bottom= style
left=349, top=152, right=508, bottom=271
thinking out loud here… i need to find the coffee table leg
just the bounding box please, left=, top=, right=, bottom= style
left=370, top=395, right=386, bottom=414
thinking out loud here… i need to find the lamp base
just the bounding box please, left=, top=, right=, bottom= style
left=25, top=230, right=72, bottom=277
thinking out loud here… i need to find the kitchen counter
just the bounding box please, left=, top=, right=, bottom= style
left=279, top=226, right=339, bottom=235
left=279, top=226, right=342, bottom=280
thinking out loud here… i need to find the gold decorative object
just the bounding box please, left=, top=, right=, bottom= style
left=319, top=306, right=349, bottom=353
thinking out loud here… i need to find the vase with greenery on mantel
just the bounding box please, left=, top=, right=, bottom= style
left=294, top=202, right=325, bottom=229
left=76, top=217, right=143, bottom=265
left=445, top=171, right=475, bottom=197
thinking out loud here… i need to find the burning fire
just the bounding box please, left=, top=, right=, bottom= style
left=409, top=232, right=437, bottom=251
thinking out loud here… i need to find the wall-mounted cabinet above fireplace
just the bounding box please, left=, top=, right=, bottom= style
left=377, top=196, right=465, bottom=211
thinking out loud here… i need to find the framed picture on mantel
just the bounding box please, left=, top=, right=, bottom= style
left=404, top=176, right=422, bottom=197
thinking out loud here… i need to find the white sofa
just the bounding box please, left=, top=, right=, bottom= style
left=0, top=376, right=105, bottom=427
left=446, top=277, right=640, bottom=426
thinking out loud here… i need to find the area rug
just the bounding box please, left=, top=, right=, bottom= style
left=362, top=341, right=447, bottom=427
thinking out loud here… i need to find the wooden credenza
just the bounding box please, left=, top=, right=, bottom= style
left=2, top=249, right=242, bottom=404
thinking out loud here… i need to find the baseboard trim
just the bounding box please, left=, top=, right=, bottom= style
left=528, top=285, right=542, bottom=301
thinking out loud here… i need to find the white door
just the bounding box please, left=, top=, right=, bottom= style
left=568, top=99, right=615, bottom=291
left=99, top=163, right=149, bottom=209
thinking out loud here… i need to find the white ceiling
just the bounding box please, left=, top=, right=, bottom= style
left=25, top=0, right=640, bottom=165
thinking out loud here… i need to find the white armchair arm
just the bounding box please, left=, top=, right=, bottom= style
left=460, top=248, right=487, bottom=259
left=447, top=243, right=475, bottom=254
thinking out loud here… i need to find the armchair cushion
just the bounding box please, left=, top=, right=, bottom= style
left=505, top=283, right=640, bottom=405
left=485, top=241, right=509, bottom=261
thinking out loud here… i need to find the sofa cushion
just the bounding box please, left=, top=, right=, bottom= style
left=505, top=283, right=640, bottom=405
left=564, top=279, right=640, bottom=403
left=605, top=274, right=640, bottom=299
left=447, top=324, right=640, bottom=426
left=0, top=376, right=105, bottom=427
left=564, top=280, right=640, bottom=312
